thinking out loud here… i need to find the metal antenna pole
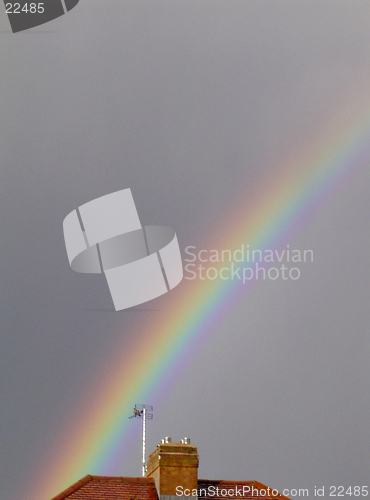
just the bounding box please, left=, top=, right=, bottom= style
left=129, top=404, right=153, bottom=476
left=142, top=407, right=146, bottom=477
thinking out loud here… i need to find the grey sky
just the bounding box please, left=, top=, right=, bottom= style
left=0, top=2, right=369, bottom=499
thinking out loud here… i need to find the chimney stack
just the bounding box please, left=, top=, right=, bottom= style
left=147, top=438, right=199, bottom=496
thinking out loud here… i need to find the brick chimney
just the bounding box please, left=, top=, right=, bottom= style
left=147, top=437, right=199, bottom=496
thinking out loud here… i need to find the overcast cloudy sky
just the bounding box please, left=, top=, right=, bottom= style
left=1, top=2, right=370, bottom=499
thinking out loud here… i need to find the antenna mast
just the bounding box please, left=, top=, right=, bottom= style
left=142, top=407, right=146, bottom=477
left=129, top=404, right=153, bottom=476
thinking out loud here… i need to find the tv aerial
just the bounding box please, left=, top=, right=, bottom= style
left=129, top=404, right=153, bottom=476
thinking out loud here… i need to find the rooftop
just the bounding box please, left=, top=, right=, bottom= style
left=52, top=476, right=289, bottom=500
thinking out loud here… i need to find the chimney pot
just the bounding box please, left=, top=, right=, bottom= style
left=160, top=437, right=172, bottom=444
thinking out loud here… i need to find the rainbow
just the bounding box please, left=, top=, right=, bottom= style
left=29, top=93, right=370, bottom=500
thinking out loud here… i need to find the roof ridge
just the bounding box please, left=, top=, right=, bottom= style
left=89, top=475, right=155, bottom=482
left=198, top=479, right=257, bottom=484
left=50, top=475, right=93, bottom=500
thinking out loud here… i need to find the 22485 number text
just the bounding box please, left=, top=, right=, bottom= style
left=5, top=3, right=45, bottom=14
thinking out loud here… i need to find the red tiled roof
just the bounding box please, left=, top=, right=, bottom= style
left=51, top=475, right=159, bottom=500
left=52, top=476, right=290, bottom=500
left=197, top=480, right=291, bottom=500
